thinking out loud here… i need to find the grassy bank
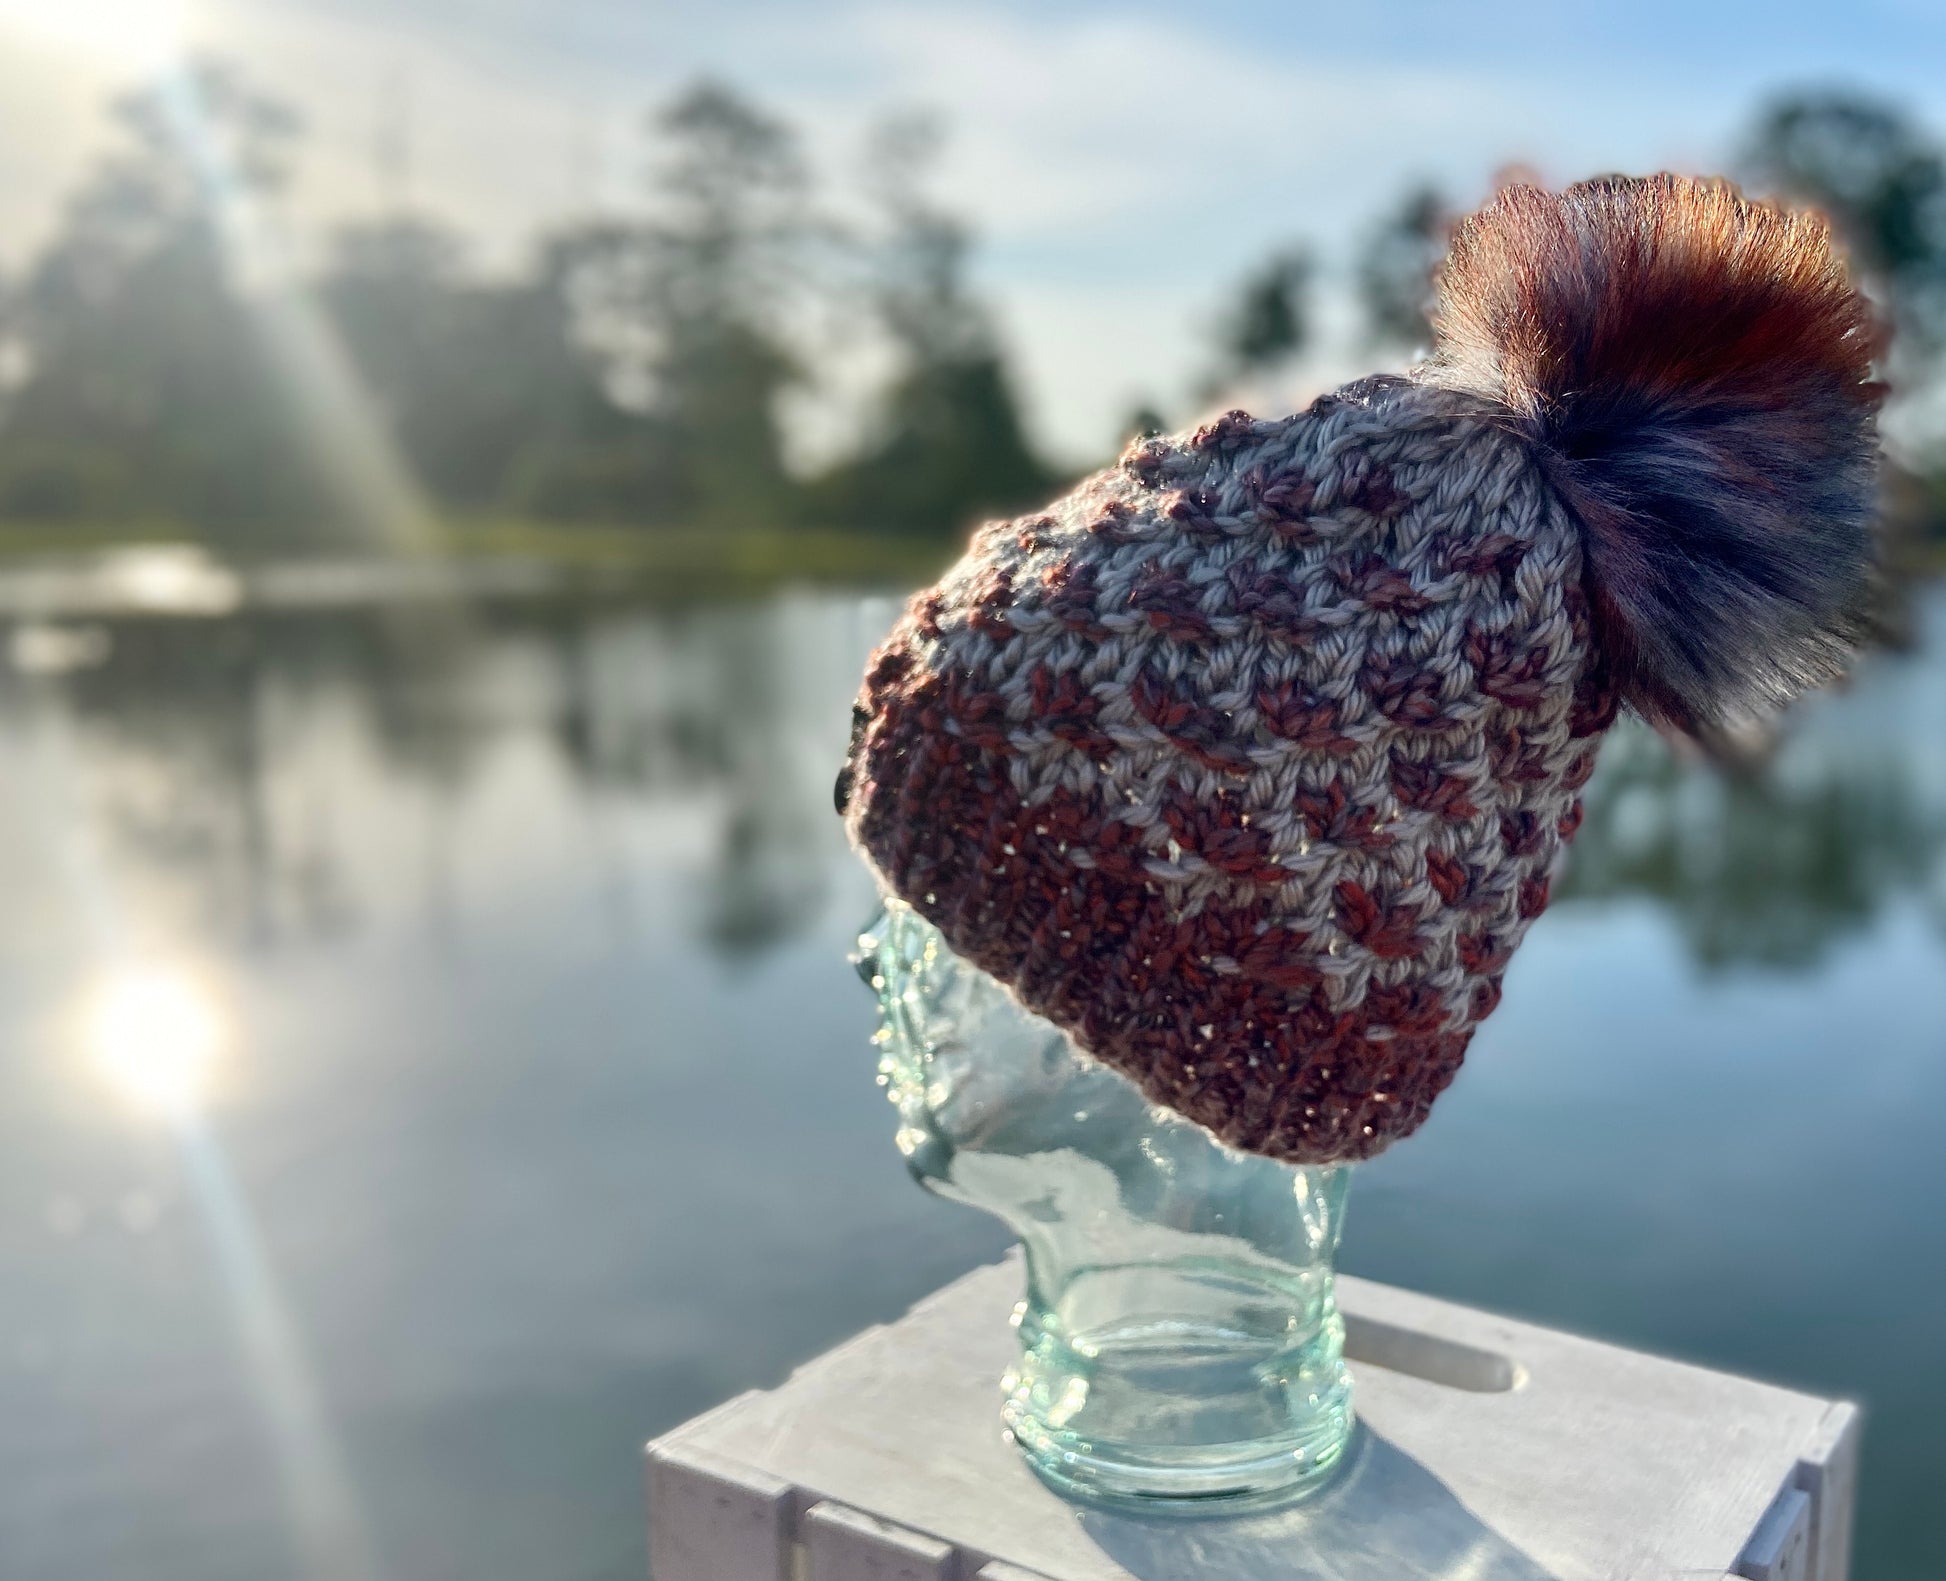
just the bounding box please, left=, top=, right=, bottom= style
left=0, top=517, right=961, bottom=597
left=0, top=519, right=193, bottom=558
left=447, top=520, right=957, bottom=592
left=2, top=514, right=1941, bottom=593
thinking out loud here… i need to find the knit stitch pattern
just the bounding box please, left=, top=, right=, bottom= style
left=841, top=376, right=1619, bottom=1164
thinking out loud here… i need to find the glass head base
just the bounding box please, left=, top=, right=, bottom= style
left=998, top=1276, right=1355, bottom=1517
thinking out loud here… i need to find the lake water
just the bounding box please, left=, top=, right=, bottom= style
left=0, top=583, right=1941, bottom=1580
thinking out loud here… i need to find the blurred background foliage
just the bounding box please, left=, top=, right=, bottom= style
left=0, top=67, right=1058, bottom=559
left=2, top=66, right=1944, bottom=575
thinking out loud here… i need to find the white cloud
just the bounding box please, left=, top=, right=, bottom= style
left=839, top=7, right=1515, bottom=242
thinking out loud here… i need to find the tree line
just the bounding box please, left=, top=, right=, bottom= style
left=0, top=67, right=1062, bottom=553
left=0, top=65, right=1941, bottom=557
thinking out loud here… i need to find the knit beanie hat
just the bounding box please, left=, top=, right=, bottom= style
left=837, top=174, right=1880, bottom=1165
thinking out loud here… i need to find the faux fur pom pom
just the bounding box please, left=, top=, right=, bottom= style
left=1430, top=174, right=1882, bottom=736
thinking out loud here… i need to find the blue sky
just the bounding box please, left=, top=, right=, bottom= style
left=2, top=0, right=1943, bottom=460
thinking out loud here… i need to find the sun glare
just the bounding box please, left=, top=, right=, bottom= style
left=85, top=965, right=225, bottom=1119
left=0, top=0, right=189, bottom=73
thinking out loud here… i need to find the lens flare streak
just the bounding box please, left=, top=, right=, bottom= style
left=180, top=1124, right=381, bottom=1581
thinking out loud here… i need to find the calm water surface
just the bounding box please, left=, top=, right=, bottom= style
left=0, top=586, right=1942, bottom=1580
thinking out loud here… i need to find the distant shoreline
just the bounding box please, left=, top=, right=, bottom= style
left=0, top=521, right=1936, bottom=622
left=0, top=521, right=963, bottom=604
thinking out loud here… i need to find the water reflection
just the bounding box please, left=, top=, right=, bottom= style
left=3, top=589, right=1938, bottom=974
left=0, top=599, right=881, bottom=965
left=0, top=584, right=1941, bottom=1581
left=1560, top=722, right=1946, bottom=968
left=1556, top=593, right=1946, bottom=968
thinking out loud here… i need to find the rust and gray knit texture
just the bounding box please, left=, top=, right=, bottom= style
left=838, top=174, right=1880, bottom=1166
left=841, top=377, right=1619, bottom=1164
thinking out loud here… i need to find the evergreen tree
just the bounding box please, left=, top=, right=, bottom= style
left=637, top=81, right=812, bottom=528
left=1743, top=91, right=1946, bottom=351
left=1219, top=249, right=1313, bottom=373
left=320, top=216, right=639, bottom=514
left=1355, top=184, right=1450, bottom=352
left=1195, top=245, right=1314, bottom=404
left=812, top=113, right=1052, bottom=536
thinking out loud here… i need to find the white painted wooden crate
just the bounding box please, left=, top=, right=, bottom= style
left=646, top=1252, right=1855, bottom=1581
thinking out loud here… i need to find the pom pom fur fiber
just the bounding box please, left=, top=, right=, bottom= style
left=1430, top=173, right=1882, bottom=737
